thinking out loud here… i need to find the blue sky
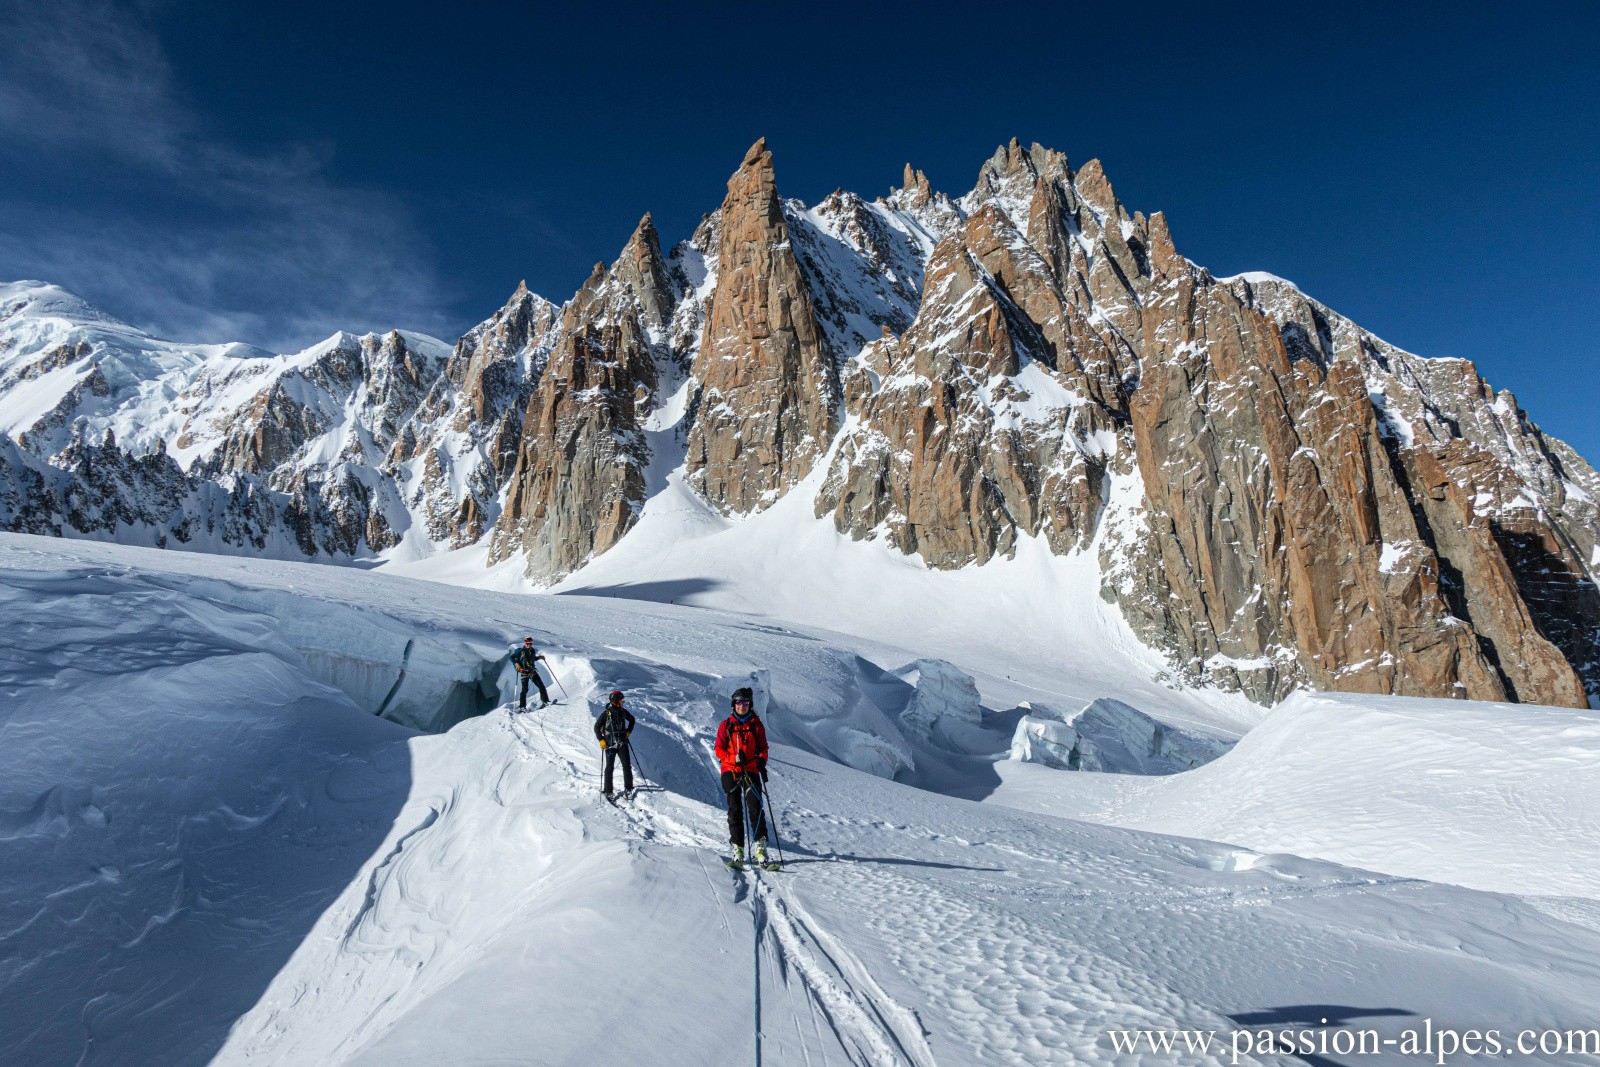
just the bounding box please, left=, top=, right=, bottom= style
left=1, top=0, right=1597, bottom=455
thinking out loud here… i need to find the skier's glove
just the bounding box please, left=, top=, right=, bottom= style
left=599, top=740, right=608, bottom=749
left=759, top=762, right=768, bottom=783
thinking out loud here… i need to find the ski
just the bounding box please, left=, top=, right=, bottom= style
left=724, top=857, right=745, bottom=870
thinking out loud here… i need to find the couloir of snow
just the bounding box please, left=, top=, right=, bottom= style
left=6, top=532, right=1600, bottom=1065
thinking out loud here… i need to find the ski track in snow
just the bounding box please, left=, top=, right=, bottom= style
left=506, top=686, right=933, bottom=1066
left=6, top=534, right=1600, bottom=1065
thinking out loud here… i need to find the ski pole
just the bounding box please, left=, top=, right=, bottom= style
left=547, top=664, right=568, bottom=699
left=627, top=739, right=648, bottom=786
left=742, top=774, right=769, bottom=859
left=758, top=775, right=786, bottom=868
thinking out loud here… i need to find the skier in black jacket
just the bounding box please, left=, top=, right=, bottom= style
left=510, top=637, right=550, bottom=709
left=593, top=689, right=636, bottom=797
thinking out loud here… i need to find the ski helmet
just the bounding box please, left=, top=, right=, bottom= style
left=731, top=687, right=754, bottom=714
left=609, top=689, right=624, bottom=702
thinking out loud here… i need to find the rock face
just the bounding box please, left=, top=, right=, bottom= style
left=200, top=329, right=443, bottom=554
left=685, top=139, right=839, bottom=514
left=488, top=217, right=671, bottom=581
left=3, top=135, right=1598, bottom=709
left=396, top=282, right=558, bottom=547
left=818, top=199, right=1118, bottom=566
left=814, top=139, right=1598, bottom=707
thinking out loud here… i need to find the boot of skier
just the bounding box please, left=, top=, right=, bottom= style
left=714, top=687, right=770, bottom=867
left=510, top=637, right=550, bottom=710
left=593, top=689, right=635, bottom=798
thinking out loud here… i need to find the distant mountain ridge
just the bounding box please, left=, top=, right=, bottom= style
left=3, top=137, right=1597, bottom=707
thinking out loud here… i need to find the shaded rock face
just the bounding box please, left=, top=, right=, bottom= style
left=479, top=209, right=731, bottom=582
left=685, top=139, right=840, bottom=514
left=487, top=217, right=671, bottom=581
left=2, top=426, right=345, bottom=558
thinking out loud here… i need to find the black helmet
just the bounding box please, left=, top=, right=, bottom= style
left=731, top=687, right=754, bottom=711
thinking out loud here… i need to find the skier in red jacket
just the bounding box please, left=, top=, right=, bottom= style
left=713, top=687, right=770, bottom=866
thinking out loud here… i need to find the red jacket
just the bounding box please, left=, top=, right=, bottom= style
left=714, top=714, right=768, bottom=774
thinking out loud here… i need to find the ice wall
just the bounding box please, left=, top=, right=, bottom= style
left=1009, top=698, right=1231, bottom=775
left=150, top=576, right=506, bottom=732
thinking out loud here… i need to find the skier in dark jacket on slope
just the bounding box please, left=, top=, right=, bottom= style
left=714, top=687, right=770, bottom=866
left=594, top=689, right=636, bottom=798
left=510, top=637, right=549, bottom=709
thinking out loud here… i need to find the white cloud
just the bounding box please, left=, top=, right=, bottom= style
left=0, top=0, right=459, bottom=351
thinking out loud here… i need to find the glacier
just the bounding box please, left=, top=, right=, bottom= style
left=5, top=532, right=1600, bottom=1064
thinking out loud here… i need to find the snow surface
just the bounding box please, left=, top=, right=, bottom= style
left=6, top=533, right=1600, bottom=1065
left=548, top=458, right=1265, bottom=741
left=1218, top=271, right=1305, bottom=294
left=988, top=690, right=1600, bottom=899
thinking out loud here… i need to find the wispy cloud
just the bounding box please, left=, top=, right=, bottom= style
left=0, top=0, right=459, bottom=351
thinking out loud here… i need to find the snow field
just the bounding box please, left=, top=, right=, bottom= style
left=6, top=534, right=1600, bottom=1064
left=989, top=690, right=1600, bottom=900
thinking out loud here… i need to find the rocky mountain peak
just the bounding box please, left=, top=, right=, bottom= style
left=1071, top=158, right=1122, bottom=222
left=685, top=138, right=838, bottom=515
left=894, top=163, right=934, bottom=207
left=613, top=212, right=674, bottom=333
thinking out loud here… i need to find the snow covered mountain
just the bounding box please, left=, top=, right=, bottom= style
left=4, top=137, right=1598, bottom=709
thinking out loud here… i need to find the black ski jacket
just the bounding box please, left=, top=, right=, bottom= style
left=594, top=705, right=635, bottom=746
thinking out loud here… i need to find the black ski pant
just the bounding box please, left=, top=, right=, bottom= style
left=603, top=745, right=633, bottom=795
left=518, top=671, right=549, bottom=708
left=721, top=771, right=767, bottom=847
